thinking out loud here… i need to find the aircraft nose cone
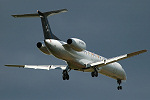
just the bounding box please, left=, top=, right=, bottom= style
left=122, top=69, right=127, bottom=80
left=115, top=62, right=127, bottom=80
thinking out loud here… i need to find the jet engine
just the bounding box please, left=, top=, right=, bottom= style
left=37, top=42, right=51, bottom=55
left=67, top=38, right=86, bottom=51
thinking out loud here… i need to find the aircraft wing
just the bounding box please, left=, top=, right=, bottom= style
left=5, top=65, right=67, bottom=70
left=89, top=49, right=147, bottom=67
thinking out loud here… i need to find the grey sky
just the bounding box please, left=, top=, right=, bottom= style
left=0, top=0, right=150, bottom=100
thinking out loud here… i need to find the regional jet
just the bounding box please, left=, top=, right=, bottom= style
left=5, top=9, right=147, bottom=90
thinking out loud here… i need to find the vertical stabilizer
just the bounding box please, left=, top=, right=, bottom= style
left=37, top=10, right=59, bottom=40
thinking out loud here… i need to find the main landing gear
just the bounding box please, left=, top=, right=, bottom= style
left=91, top=67, right=98, bottom=77
left=62, top=70, right=70, bottom=80
left=117, top=80, right=122, bottom=90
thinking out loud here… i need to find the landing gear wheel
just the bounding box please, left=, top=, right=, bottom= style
left=117, top=86, right=120, bottom=90
left=91, top=72, right=94, bottom=77
left=94, top=71, right=98, bottom=77
left=117, top=86, right=122, bottom=90
left=63, top=76, right=66, bottom=80
left=91, top=70, right=98, bottom=77
left=66, top=74, right=69, bottom=80
left=62, top=70, right=69, bottom=80
left=120, top=86, right=122, bottom=90
left=117, top=80, right=122, bottom=90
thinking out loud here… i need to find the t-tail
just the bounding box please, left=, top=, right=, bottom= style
left=12, top=9, right=68, bottom=40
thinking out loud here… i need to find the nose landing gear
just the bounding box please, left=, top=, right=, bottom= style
left=117, top=80, right=122, bottom=90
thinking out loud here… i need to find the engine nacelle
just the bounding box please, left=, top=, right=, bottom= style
left=37, top=42, right=51, bottom=55
left=67, top=38, right=86, bottom=51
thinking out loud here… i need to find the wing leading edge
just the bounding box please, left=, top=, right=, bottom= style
left=90, top=49, right=147, bottom=67
left=5, top=65, right=67, bottom=70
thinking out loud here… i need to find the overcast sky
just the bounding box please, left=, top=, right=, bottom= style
left=0, top=0, right=150, bottom=100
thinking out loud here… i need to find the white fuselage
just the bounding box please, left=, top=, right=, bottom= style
left=44, top=39, right=127, bottom=80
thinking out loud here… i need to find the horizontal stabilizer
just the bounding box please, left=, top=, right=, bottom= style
left=12, top=9, right=68, bottom=18
left=5, top=65, right=67, bottom=70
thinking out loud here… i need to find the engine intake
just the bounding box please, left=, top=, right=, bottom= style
left=67, top=39, right=72, bottom=44
left=37, top=42, right=42, bottom=48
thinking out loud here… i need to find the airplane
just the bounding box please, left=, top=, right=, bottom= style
left=5, top=9, right=147, bottom=90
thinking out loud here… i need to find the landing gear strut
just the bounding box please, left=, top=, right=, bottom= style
left=91, top=67, right=98, bottom=77
left=117, top=80, right=122, bottom=90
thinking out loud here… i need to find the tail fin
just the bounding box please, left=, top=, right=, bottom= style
left=12, top=9, right=68, bottom=40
